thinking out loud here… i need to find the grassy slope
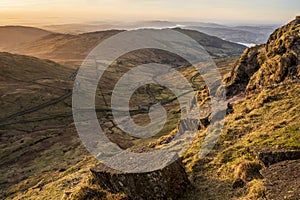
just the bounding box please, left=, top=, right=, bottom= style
left=0, top=46, right=241, bottom=199
left=9, top=78, right=298, bottom=199
left=181, top=80, right=300, bottom=200
left=0, top=46, right=239, bottom=199
left=181, top=18, right=300, bottom=199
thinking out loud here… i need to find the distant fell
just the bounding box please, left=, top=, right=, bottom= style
left=0, top=26, right=51, bottom=50
left=5, top=28, right=245, bottom=67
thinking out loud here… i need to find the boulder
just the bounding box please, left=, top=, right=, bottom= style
left=251, top=147, right=300, bottom=166
left=90, top=158, right=189, bottom=200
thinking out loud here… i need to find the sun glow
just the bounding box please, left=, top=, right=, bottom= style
left=0, top=0, right=299, bottom=25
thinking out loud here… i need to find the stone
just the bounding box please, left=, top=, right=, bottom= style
left=232, top=178, right=245, bottom=189
left=90, top=158, right=189, bottom=200
left=252, top=148, right=300, bottom=166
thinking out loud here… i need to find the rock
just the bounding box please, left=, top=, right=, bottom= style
left=58, top=168, right=66, bottom=172
left=225, top=45, right=264, bottom=97
left=226, top=102, right=234, bottom=114
left=232, top=178, right=245, bottom=189
left=252, top=148, right=300, bottom=167
left=178, top=118, right=200, bottom=134
left=199, top=115, right=210, bottom=128
left=235, top=161, right=262, bottom=181
left=90, top=158, right=189, bottom=200
left=225, top=17, right=300, bottom=96
left=246, top=18, right=300, bottom=91
left=233, top=161, right=263, bottom=188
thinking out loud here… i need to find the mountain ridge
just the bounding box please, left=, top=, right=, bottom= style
left=0, top=26, right=51, bottom=51
left=3, top=28, right=246, bottom=67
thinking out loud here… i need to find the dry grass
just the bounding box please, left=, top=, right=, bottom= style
left=180, top=80, right=300, bottom=199
left=234, top=161, right=262, bottom=183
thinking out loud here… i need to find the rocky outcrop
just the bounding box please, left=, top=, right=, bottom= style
left=90, top=158, right=189, bottom=200
left=225, top=17, right=300, bottom=97
left=225, top=44, right=264, bottom=97
left=246, top=17, right=300, bottom=91
left=232, top=161, right=263, bottom=189
left=252, top=148, right=300, bottom=167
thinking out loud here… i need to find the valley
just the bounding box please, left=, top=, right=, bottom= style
left=0, top=16, right=299, bottom=200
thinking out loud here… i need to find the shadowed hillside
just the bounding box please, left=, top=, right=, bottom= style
left=0, top=26, right=51, bottom=51
left=4, top=28, right=245, bottom=67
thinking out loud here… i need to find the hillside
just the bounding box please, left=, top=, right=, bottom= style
left=175, top=28, right=246, bottom=57
left=0, top=35, right=240, bottom=199
left=7, top=30, right=123, bottom=68
left=5, top=28, right=245, bottom=67
left=0, top=26, right=51, bottom=51
left=182, top=79, right=300, bottom=200
left=186, top=25, right=277, bottom=45
left=225, top=17, right=300, bottom=97
left=1, top=17, right=299, bottom=200
left=180, top=17, right=300, bottom=200
left=0, top=46, right=228, bottom=199
left=0, top=52, right=125, bottom=199
left=0, top=52, right=83, bottom=197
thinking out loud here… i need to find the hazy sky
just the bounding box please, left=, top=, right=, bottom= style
left=0, top=0, right=299, bottom=25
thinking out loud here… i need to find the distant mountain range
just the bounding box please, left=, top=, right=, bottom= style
left=41, top=20, right=279, bottom=45
left=0, top=26, right=246, bottom=67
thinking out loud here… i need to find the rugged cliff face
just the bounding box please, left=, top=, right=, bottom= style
left=224, top=44, right=264, bottom=96
left=225, top=17, right=300, bottom=97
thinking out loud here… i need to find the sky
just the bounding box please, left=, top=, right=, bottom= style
left=0, top=0, right=299, bottom=25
